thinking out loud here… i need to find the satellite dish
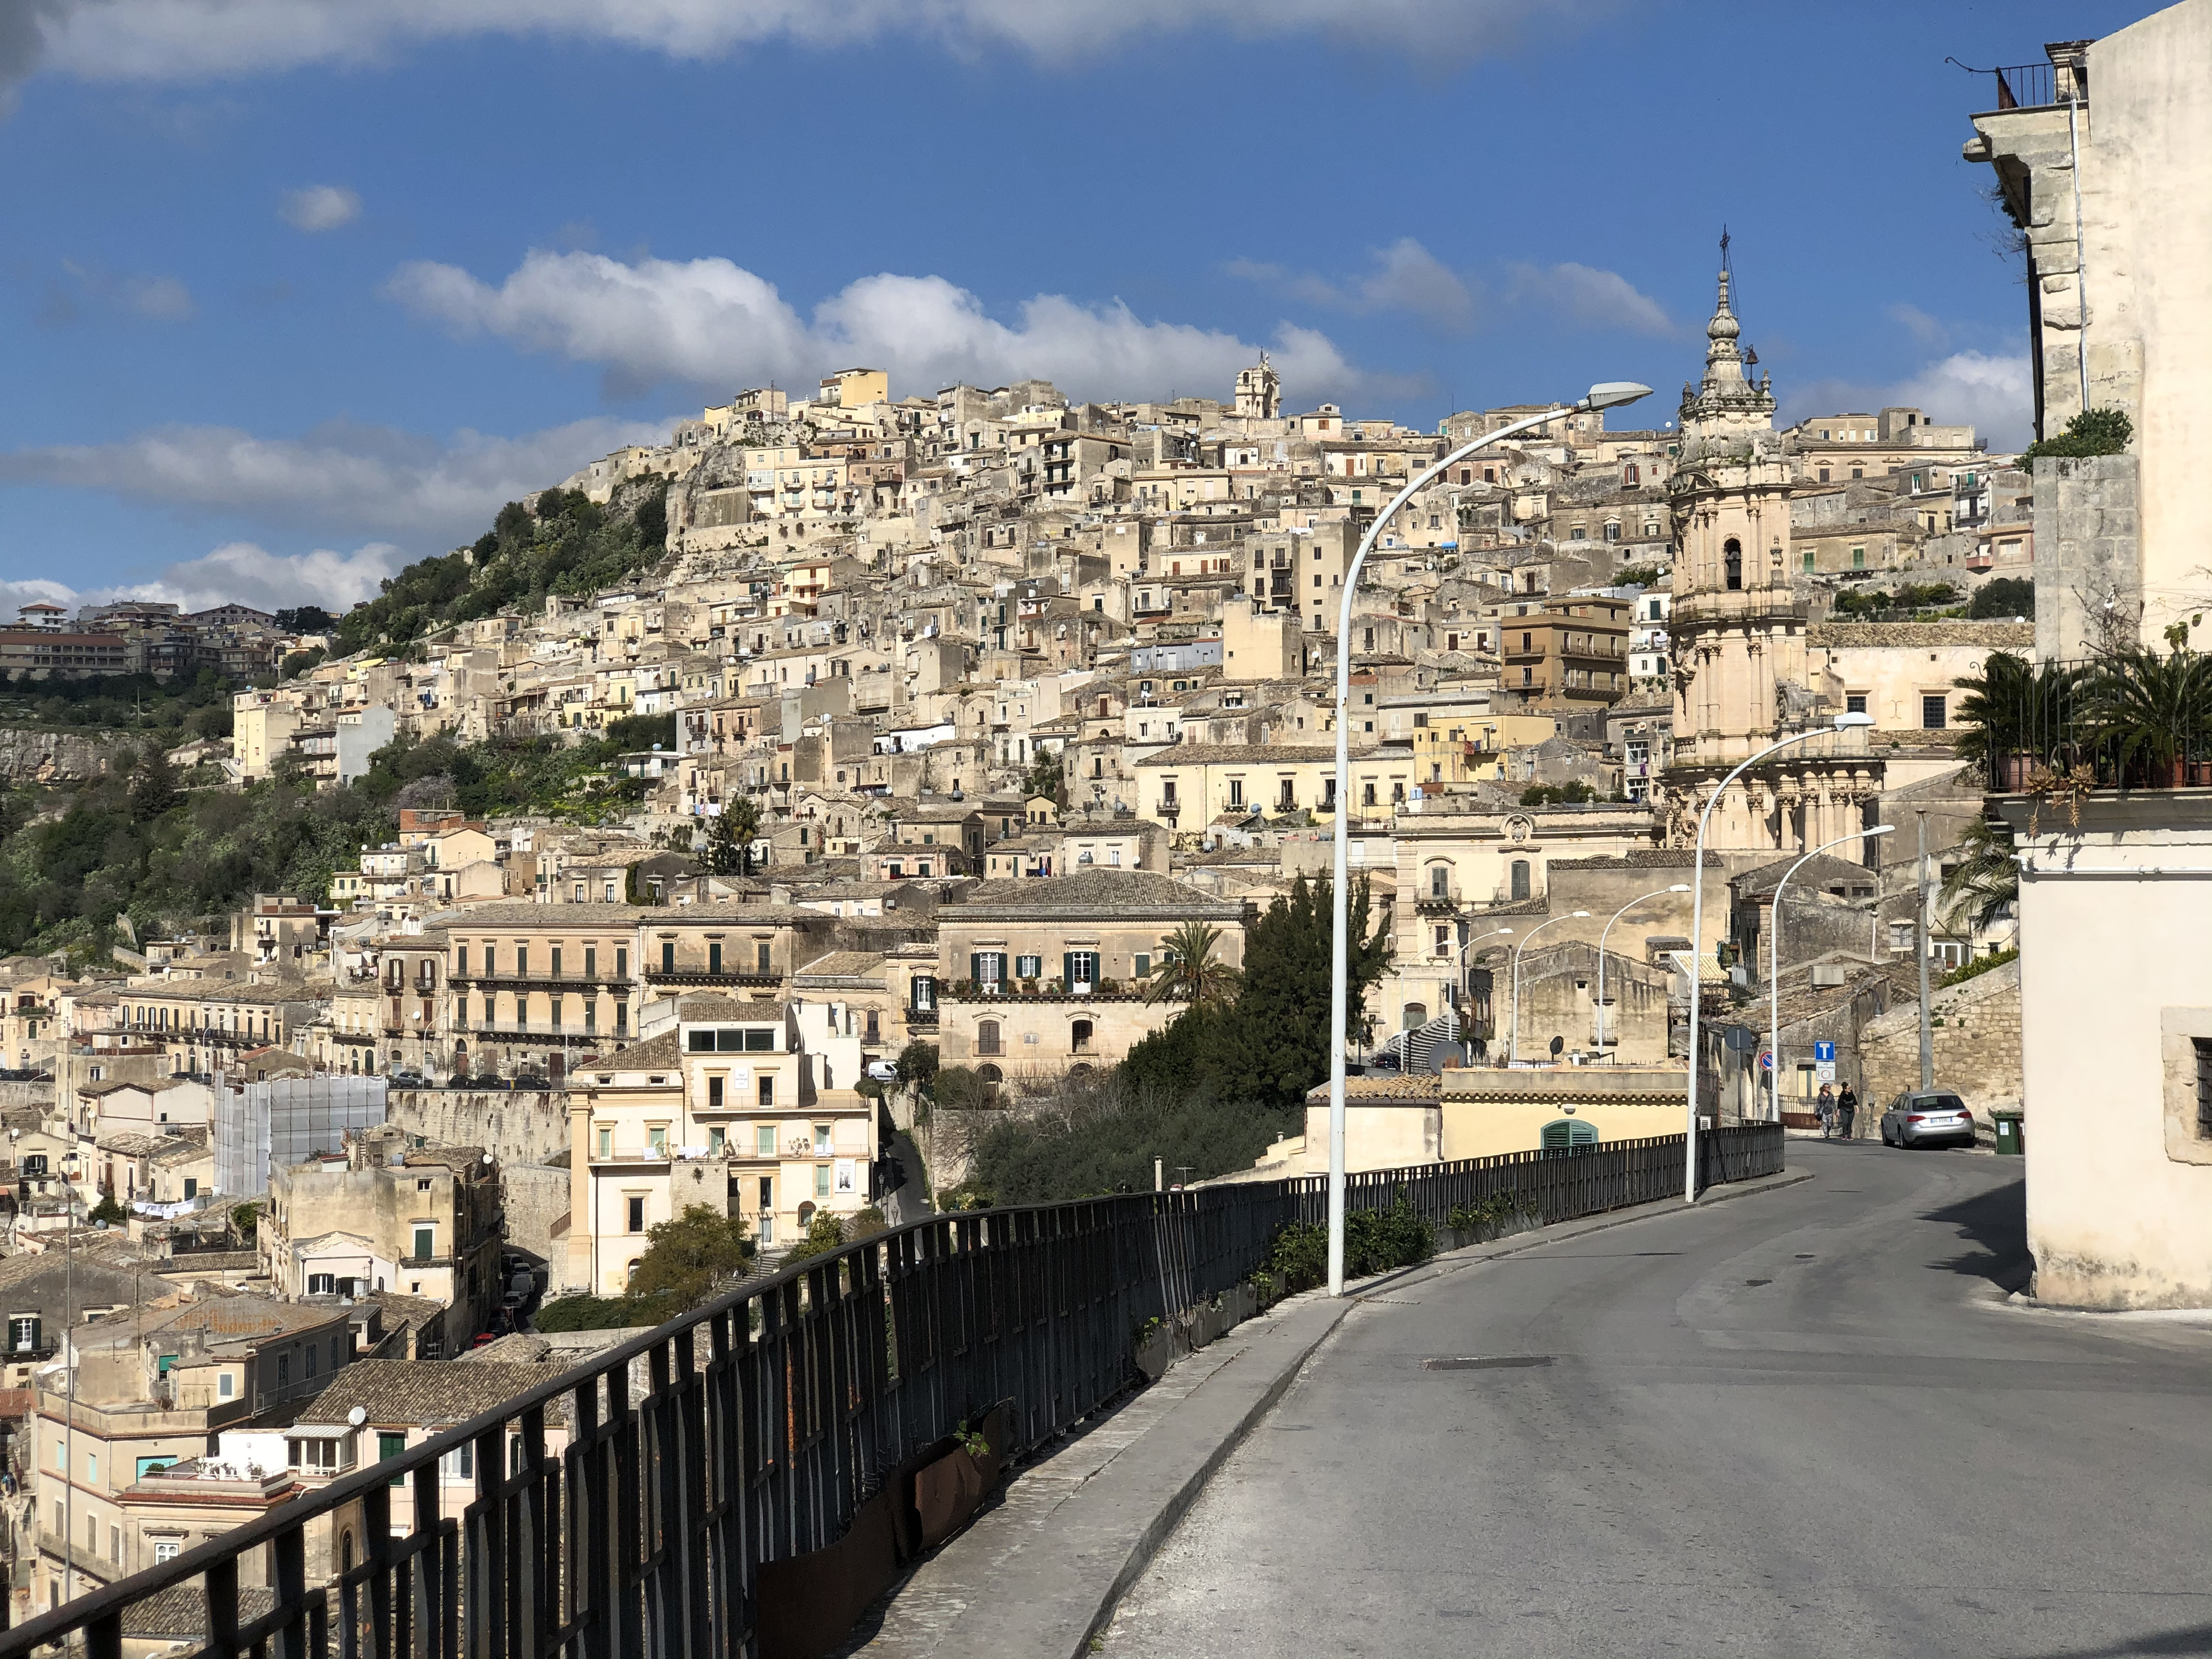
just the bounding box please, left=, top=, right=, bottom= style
left=347, top=1406, right=367, bottom=1427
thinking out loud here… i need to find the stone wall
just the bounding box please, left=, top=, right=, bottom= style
left=1858, top=958, right=2022, bottom=1126
left=387, top=1087, right=570, bottom=1167
left=2032, top=455, right=2140, bottom=660
left=501, top=1163, right=572, bottom=1279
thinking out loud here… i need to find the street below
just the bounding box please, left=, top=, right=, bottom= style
left=1099, top=1141, right=2212, bottom=1658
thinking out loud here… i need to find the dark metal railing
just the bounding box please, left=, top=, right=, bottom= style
left=3, top=1126, right=1779, bottom=1659
left=1961, top=60, right=2083, bottom=112
left=1961, top=651, right=2212, bottom=795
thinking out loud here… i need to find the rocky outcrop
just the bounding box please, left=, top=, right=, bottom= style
left=0, top=728, right=119, bottom=784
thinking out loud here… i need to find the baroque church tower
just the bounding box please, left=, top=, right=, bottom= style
left=1661, top=269, right=1879, bottom=853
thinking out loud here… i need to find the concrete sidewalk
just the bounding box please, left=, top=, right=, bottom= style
left=832, top=1167, right=1811, bottom=1659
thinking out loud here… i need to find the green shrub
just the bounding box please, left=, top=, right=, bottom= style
left=1344, top=1191, right=1433, bottom=1277
left=1937, top=947, right=2018, bottom=988
left=1262, top=1191, right=1434, bottom=1290
left=2021, top=408, right=2132, bottom=463
left=1447, top=1192, right=1533, bottom=1236
left=1968, top=576, right=2035, bottom=620
left=536, top=1293, right=675, bottom=1332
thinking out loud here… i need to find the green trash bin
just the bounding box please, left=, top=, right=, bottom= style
left=1992, top=1109, right=2025, bottom=1156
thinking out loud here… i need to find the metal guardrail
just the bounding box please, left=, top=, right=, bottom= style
left=1, top=1125, right=1780, bottom=1659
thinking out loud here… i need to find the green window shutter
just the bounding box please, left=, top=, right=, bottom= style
left=1135, top=953, right=1151, bottom=979
left=969, top=953, right=982, bottom=983
left=1063, top=953, right=1076, bottom=986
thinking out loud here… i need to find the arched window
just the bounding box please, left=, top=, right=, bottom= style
left=975, top=1020, right=1002, bottom=1057
left=1071, top=1019, right=1093, bottom=1055
left=1428, top=864, right=1452, bottom=900
left=1724, top=537, right=1743, bottom=591
left=1402, top=1001, right=1428, bottom=1030
left=1510, top=860, right=1532, bottom=901
left=976, top=1063, right=1003, bottom=1086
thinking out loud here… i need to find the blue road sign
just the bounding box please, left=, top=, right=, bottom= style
left=1814, top=1040, right=1837, bottom=1064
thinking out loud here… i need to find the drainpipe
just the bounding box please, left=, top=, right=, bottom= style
left=2068, top=99, right=2090, bottom=414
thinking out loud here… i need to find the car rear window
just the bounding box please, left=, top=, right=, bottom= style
left=1913, top=1095, right=1966, bottom=1111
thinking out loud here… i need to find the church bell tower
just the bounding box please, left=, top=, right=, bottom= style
left=1661, top=264, right=1876, bottom=854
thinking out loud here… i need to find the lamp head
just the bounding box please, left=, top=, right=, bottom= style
left=1667, top=883, right=1693, bottom=893
left=1584, top=382, right=1653, bottom=411
left=1832, top=711, right=1875, bottom=729
left=1571, top=910, right=1592, bottom=918
left=1866, top=825, right=1896, bottom=838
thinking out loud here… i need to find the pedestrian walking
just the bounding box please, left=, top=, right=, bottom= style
left=1816, top=1082, right=1836, bottom=1139
left=1835, top=1083, right=1859, bottom=1141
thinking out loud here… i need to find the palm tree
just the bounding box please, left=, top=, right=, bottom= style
left=2084, top=647, right=2212, bottom=787
left=1144, top=921, right=1242, bottom=1008
left=1938, top=815, right=2019, bottom=933
left=1952, top=652, right=2081, bottom=789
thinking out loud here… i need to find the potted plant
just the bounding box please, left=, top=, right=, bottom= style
left=2085, top=647, right=2212, bottom=789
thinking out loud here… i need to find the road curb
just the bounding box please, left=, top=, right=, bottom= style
left=1073, top=1296, right=1350, bottom=1658
left=840, top=1166, right=1813, bottom=1657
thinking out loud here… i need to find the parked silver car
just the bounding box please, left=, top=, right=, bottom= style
left=1880, top=1090, right=1976, bottom=1149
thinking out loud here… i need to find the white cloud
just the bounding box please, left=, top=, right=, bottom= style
left=1887, top=302, right=1948, bottom=349
left=1228, top=238, right=1477, bottom=333
left=122, top=273, right=194, bottom=319
left=0, top=576, right=79, bottom=617
left=0, top=413, right=669, bottom=538
left=279, top=183, right=361, bottom=232
left=1890, top=351, right=2034, bottom=451
left=1506, top=262, right=1676, bottom=337
left=44, top=260, right=195, bottom=323
left=386, top=249, right=1395, bottom=405
left=0, top=542, right=401, bottom=615
left=15, top=0, right=1606, bottom=88
left=1782, top=350, right=2034, bottom=452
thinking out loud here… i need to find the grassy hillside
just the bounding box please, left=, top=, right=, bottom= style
left=336, top=483, right=669, bottom=654
left=0, top=712, right=675, bottom=964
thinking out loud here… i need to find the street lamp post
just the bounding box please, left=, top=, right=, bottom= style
left=1766, top=825, right=1894, bottom=1118
left=1327, top=382, right=1651, bottom=1295
left=1595, top=884, right=1692, bottom=1058
left=1683, top=712, right=1875, bottom=1200
left=1510, top=911, right=1592, bottom=1064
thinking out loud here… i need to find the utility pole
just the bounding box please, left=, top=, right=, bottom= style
left=1916, top=810, right=1934, bottom=1089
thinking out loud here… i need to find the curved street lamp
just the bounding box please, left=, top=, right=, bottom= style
left=1510, top=911, right=1592, bottom=1064
left=1766, top=824, right=1893, bottom=1119
left=1595, top=884, right=1692, bottom=1057
left=1683, top=712, right=1876, bottom=1199
left=1326, top=380, right=1652, bottom=1295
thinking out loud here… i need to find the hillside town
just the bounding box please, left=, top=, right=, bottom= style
left=3, top=13, right=2210, bottom=1644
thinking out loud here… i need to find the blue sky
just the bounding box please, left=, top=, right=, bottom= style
left=0, top=0, right=2166, bottom=613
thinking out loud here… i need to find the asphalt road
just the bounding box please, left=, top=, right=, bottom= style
left=1098, top=1141, right=2212, bottom=1659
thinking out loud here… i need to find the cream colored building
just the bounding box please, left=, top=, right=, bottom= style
left=1134, top=742, right=1403, bottom=834
left=936, top=871, right=1248, bottom=1079
left=2000, top=790, right=2212, bottom=1308
left=440, top=904, right=644, bottom=1080
left=1658, top=272, right=1882, bottom=860
left=231, top=690, right=304, bottom=779
left=564, top=994, right=875, bottom=1287
left=1966, top=13, right=2212, bottom=657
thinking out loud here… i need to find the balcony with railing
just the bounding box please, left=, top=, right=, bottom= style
left=1961, top=650, right=2212, bottom=796
left=1957, top=52, right=2088, bottom=115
